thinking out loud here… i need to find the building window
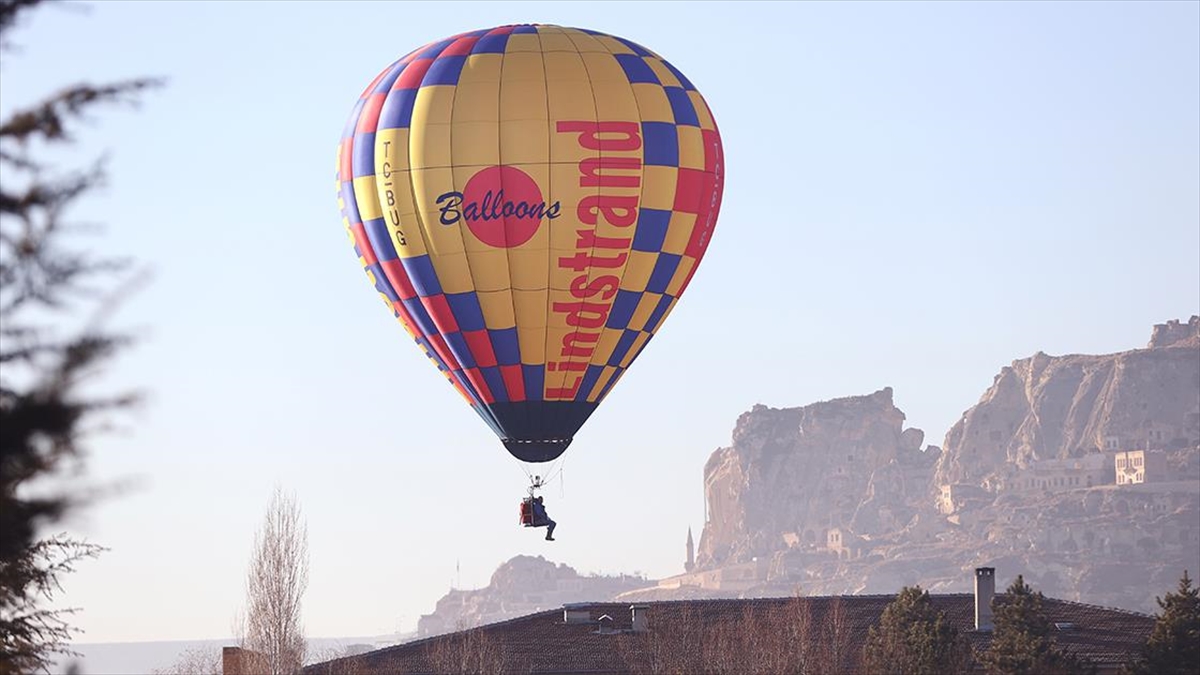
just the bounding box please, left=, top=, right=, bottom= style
left=1118, top=458, right=1126, bottom=469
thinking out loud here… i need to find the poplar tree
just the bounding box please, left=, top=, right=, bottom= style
left=238, top=488, right=310, bottom=675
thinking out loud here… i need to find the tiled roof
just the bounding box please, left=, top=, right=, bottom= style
left=303, top=594, right=1154, bottom=674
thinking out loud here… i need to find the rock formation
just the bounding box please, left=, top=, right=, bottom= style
left=674, top=317, right=1199, bottom=616
left=934, top=315, right=1200, bottom=490
left=1149, top=315, right=1200, bottom=349
left=420, top=318, right=1200, bottom=623
left=415, top=555, right=647, bottom=637
left=696, top=387, right=940, bottom=569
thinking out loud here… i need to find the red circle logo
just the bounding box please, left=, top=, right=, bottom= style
left=456, top=166, right=559, bottom=248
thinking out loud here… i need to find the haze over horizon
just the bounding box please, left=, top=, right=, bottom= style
left=1, top=0, right=1196, bottom=649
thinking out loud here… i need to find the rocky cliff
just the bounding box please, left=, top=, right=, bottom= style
left=678, top=317, right=1200, bottom=616
left=751, top=467, right=1200, bottom=615
left=696, top=387, right=940, bottom=570
left=935, top=316, right=1200, bottom=489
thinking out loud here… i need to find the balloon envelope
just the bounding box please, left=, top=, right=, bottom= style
left=336, top=24, right=723, bottom=462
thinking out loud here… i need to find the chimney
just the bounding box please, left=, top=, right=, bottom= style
left=222, top=647, right=265, bottom=675
left=975, top=567, right=995, bottom=631
left=222, top=647, right=242, bottom=675
left=563, top=602, right=591, bottom=624
left=596, top=614, right=615, bottom=634
left=630, top=604, right=650, bottom=633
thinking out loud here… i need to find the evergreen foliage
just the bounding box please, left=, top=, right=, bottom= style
left=0, top=2, right=159, bottom=671
left=863, top=585, right=971, bottom=675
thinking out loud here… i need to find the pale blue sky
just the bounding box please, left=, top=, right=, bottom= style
left=3, top=0, right=1197, bottom=644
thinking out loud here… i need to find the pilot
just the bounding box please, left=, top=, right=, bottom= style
left=531, top=496, right=556, bottom=541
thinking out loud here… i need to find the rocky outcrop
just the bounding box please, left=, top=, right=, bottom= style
left=744, top=459, right=1200, bottom=613
left=851, top=437, right=941, bottom=537
left=415, top=555, right=647, bottom=637
left=672, top=318, right=1200, bottom=617
left=934, top=317, right=1200, bottom=489
left=695, top=388, right=940, bottom=570
left=1149, top=315, right=1200, bottom=349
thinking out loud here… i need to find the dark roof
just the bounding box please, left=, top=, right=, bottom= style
left=304, top=594, right=1154, bottom=675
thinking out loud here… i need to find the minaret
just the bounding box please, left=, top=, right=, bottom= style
left=685, top=527, right=695, bottom=572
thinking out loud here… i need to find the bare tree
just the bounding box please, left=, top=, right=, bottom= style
left=689, top=603, right=808, bottom=675
left=426, top=627, right=505, bottom=674
left=302, top=645, right=369, bottom=675
left=823, top=596, right=856, bottom=673
left=785, top=596, right=817, bottom=675
left=754, top=602, right=805, bottom=674
left=700, top=616, right=741, bottom=675
left=786, top=596, right=856, bottom=675
left=646, top=604, right=708, bottom=675
left=151, top=646, right=222, bottom=675
left=238, top=487, right=309, bottom=675
left=611, top=603, right=697, bottom=674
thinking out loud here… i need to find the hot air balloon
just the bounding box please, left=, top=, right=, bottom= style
left=335, top=24, right=723, bottom=469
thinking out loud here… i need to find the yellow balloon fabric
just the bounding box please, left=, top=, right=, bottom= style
left=336, top=25, right=723, bottom=462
